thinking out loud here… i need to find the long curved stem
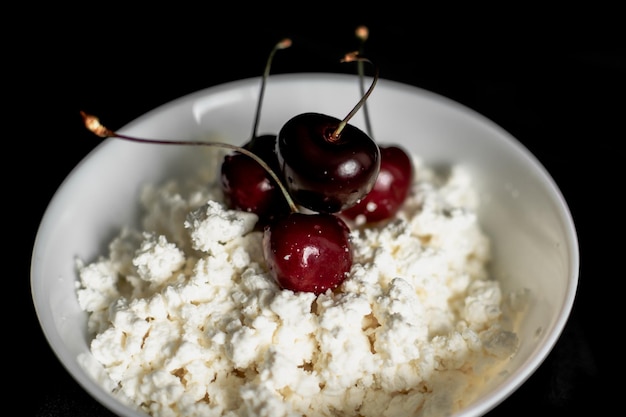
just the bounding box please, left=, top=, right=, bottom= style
left=250, top=38, right=291, bottom=142
left=80, top=111, right=299, bottom=213
left=331, top=53, right=378, bottom=141
left=355, top=26, right=373, bottom=138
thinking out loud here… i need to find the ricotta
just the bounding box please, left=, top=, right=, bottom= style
left=76, top=151, right=526, bottom=417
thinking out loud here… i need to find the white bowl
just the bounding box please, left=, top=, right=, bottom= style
left=31, top=73, right=579, bottom=417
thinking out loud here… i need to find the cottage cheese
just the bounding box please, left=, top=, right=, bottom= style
left=76, top=149, right=525, bottom=417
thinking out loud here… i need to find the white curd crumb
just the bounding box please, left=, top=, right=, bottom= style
left=133, top=233, right=186, bottom=285
left=184, top=200, right=258, bottom=254
left=75, top=150, right=525, bottom=417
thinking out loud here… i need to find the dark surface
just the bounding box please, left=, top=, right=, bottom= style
left=23, top=8, right=622, bottom=417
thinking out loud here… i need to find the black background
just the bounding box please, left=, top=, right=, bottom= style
left=20, top=6, right=623, bottom=416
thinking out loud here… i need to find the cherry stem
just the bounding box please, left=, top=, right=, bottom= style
left=80, top=111, right=299, bottom=213
left=250, top=38, right=292, bottom=143
left=355, top=25, right=373, bottom=138
left=331, top=52, right=378, bottom=141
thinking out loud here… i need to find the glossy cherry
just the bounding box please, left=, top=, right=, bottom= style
left=221, top=134, right=289, bottom=225
left=276, top=53, right=380, bottom=214
left=263, top=212, right=353, bottom=294
left=341, top=145, right=413, bottom=223
left=277, top=112, right=380, bottom=213
left=221, top=150, right=289, bottom=226
left=220, top=39, right=291, bottom=226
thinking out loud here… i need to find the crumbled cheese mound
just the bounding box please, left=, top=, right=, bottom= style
left=76, top=154, right=525, bottom=417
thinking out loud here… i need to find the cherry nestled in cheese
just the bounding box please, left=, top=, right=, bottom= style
left=262, top=212, right=352, bottom=294
left=341, top=145, right=413, bottom=223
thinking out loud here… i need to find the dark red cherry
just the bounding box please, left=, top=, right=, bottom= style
left=263, top=212, right=353, bottom=294
left=220, top=139, right=290, bottom=225
left=341, top=145, right=413, bottom=223
left=245, top=134, right=280, bottom=168
left=220, top=39, right=291, bottom=226
left=275, top=52, right=380, bottom=214
left=276, top=112, right=380, bottom=213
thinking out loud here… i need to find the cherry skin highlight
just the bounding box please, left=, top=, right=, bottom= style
left=341, top=145, right=413, bottom=223
left=263, top=212, right=353, bottom=294
left=276, top=112, right=380, bottom=214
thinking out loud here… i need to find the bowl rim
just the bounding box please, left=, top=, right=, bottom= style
left=32, top=72, right=580, bottom=417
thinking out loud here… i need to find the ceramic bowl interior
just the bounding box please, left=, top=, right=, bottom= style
left=31, top=73, right=579, bottom=417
